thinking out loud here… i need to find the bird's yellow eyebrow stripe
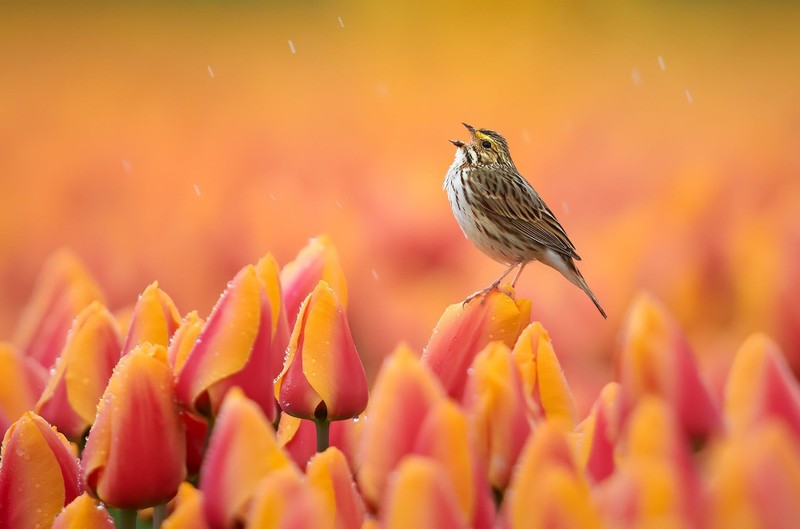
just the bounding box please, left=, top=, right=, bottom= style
left=475, top=131, right=492, bottom=142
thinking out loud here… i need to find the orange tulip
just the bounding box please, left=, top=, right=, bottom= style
left=247, top=466, right=330, bottom=529
left=168, top=311, right=204, bottom=374
left=162, top=483, right=210, bottom=529
left=35, top=301, right=122, bottom=440
left=422, top=289, right=530, bottom=399
left=0, top=342, right=46, bottom=437
left=306, top=447, right=365, bottom=529
left=121, top=281, right=181, bottom=355
left=199, top=388, right=293, bottom=528
left=575, top=382, right=622, bottom=482
left=275, top=280, right=368, bottom=422
left=13, top=250, right=103, bottom=368
left=358, top=346, right=445, bottom=508
left=0, top=412, right=81, bottom=529
left=464, top=342, right=532, bottom=491
left=725, top=333, right=800, bottom=438
left=380, top=457, right=469, bottom=529
left=616, top=293, right=720, bottom=441
left=280, top=235, right=348, bottom=328
left=52, top=493, right=115, bottom=529
left=176, top=257, right=286, bottom=420
left=82, top=343, right=186, bottom=509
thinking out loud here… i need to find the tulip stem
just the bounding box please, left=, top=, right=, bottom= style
left=315, top=418, right=330, bottom=452
left=152, top=503, right=168, bottom=529
left=117, top=509, right=138, bottom=529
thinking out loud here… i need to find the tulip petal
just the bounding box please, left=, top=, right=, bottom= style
left=358, top=346, right=445, bottom=508
left=0, top=412, right=81, bottom=528
left=200, top=388, right=293, bottom=528
left=52, top=493, right=115, bottom=529
left=276, top=281, right=368, bottom=421
left=82, top=343, right=186, bottom=509
left=13, top=250, right=104, bottom=368
left=281, top=235, right=348, bottom=327
left=168, top=311, right=204, bottom=375
left=725, top=333, right=800, bottom=437
left=162, top=483, right=210, bottom=529
left=255, top=254, right=291, bottom=381
left=121, top=281, right=181, bottom=355
left=247, top=466, right=331, bottom=529
left=36, top=301, right=122, bottom=440
left=423, top=290, right=530, bottom=399
left=576, top=382, right=621, bottom=482
left=381, top=456, right=469, bottom=529
left=307, top=447, right=365, bottom=529
left=0, top=342, right=44, bottom=435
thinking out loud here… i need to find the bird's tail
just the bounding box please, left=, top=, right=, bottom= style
left=566, top=260, right=607, bottom=319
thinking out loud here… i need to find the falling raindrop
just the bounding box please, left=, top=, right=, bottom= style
left=562, top=201, right=570, bottom=214
left=288, top=40, right=296, bottom=54
left=335, top=200, right=342, bottom=208
left=371, top=269, right=380, bottom=281
left=122, top=159, right=132, bottom=173
left=193, top=184, right=202, bottom=196
left=657, top=55, right=666, bottom=71
left=685, top=89, right=694, bottom=103
left=631, top=68, right=642, bottom=86
left=338, top=16, right=345, bottom=28
left=207, top=65, right=215, bottom=78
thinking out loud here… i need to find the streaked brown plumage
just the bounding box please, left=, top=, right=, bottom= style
left=444, top=123, right=606, bottom=318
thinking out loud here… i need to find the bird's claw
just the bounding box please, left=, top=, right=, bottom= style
left=461, top=283, right=516, bottom=307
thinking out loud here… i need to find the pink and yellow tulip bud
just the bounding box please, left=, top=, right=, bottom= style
left=0, top=412, right=81, bottom=528
left=422, top=290, right=530, bottom=400
left=168, top=311, right=204, bottom=374
left=275, top=280, right=368, bottom=422
left=503, top=422, right=602, bottom=529
left=414, top=399, right=495, bottom=529
left=599, top=397, right=702, bottom=529
left=707, top=422, right=800, bottom=529
left=13, top=250, right=103, bottom=368
left=177, top=261, right=284, bottom=420
left=162, top=483, right=210, bottom=529
left=576, top=382, right=622, bottom=482
left=358, top=346, right=445, bottom=508
left=617, top=293, right=720, bottom=440
left=200, top=388, right=293, bottom=529
left=35, top=301, right=122, bottom=440
left=380, top=457, right=469, bottom=529
left=276, top=414, right=361, bottom=471
left=247, top=466, right=329, bottom=529
left=464, top=342, right=532, bottom=492
left=306, top=447, right=365, bottom=529
left=512, top=322, right=577, bottom=428
left=281, top=235, right=348, bottom=327
left=255, top=254, right=291, bottom=382
left=81, top=343, right=186, bottom=509
left=52, top=493, right=115, bottom=529
left=725, top=333, right=800, bottom=437
left=0, top=342, right=45, bottom=436
left=121, top=281, right=181, bottom=355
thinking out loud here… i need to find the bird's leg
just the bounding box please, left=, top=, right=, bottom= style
left=510, top=262, right=527, bottom=288
left=463, top=263, right=518, bottom=306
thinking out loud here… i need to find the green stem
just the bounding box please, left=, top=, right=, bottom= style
left=152, top=503, right=168, bottom=529
left=315, top=419, right=330, bottom=452
left=117, top=509, right=138, bottom=529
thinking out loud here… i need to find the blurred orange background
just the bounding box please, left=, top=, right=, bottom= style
left=2, top=2, right=799, bottom=412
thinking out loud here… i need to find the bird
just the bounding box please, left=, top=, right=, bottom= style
left=444, top=123, right=606, bottom=318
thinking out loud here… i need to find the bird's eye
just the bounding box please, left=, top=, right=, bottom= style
left=481, top=140, right=492, bottom=149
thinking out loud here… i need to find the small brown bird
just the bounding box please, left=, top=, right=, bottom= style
left=444, top=123, right=606, bottom=318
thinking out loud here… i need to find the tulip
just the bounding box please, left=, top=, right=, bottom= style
left=275, top=280, right=368, bottom=449
left=121, top=282, right=181, bottom=355
left=503, top=421, right=602, bottom=529
left=0, top=342, right=46, bottom=437
left=82, top=343, right=186, bottom=510
left=13, top=250, right=103, bottom=368
left=168, top=311, right=204, bottom=374
left=725, top=333, right=800, bottom=438
left=247, top=466, right=330, bottom=529
left=422, top=289, right=530, bottom=400
left=575, top=382, right=622, bottom=482
left=707, top=421, right=800, bottom=529
left=176, top=260, right=284, bottom=420
left=616, top=293, right=720, bottom=441
left=358, top=346, right=445, bottom=508
left=52, top=493, right=115, bottom=529
left=280, top=234, right=348, bottom=328
left=512, top=322, right=577, bottom=428
left=276, top=413, right=361, bottom=471
left=0, top=412, right=81, bottom=529
left=464, top=342, right=531, bottom=492
left=162, top=483, right=210, bottom=529
left=200, top=388, right=293, bottom=529
left=380, top=456, right=469, bottom=529
left=35, top=301, right=122, bottom=440
left=306, top=447, right=365, bottom=529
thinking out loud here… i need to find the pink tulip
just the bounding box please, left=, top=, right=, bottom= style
left=306, top=448, right=365, bottom=529
left=121, top=281, right=181, bottom=355
left=0, top=342, right=46, bottom=437
left=52, top=493, right=115, bottom=529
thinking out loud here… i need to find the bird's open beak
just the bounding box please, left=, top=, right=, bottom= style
left=462, top=123, right=477, bottom=138
left=450, top=139, right=465, bottom=148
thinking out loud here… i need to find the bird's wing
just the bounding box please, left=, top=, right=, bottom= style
left=469, top=168, right=581, bottom=260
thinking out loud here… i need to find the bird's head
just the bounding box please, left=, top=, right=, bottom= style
left=450, top=123, right=513, bottom=166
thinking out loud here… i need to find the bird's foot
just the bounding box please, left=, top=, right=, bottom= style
left=462, top=283, right=516, bottom=307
